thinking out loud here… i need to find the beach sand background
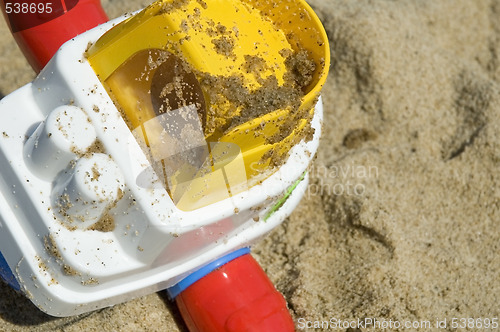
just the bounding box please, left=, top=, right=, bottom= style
left=1, top=0, right=499, bottom=330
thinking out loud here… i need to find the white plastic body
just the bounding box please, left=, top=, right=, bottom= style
left=0, top=16, right=323, bottom=316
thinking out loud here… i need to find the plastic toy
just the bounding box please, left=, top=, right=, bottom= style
left=0, top=0, right=329, bottom=330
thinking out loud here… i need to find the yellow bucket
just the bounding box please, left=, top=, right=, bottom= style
left=87, top=0, right=330, bottom=211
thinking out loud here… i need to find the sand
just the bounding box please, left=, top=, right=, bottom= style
left=1, top=0, right=499, bottom=331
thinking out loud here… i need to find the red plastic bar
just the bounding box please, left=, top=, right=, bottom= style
left=1, top=0, right=108, bottom=72
left=176, top=253, right=295, bottom=332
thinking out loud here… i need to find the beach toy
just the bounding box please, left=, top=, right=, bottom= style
left=0, top=0, right=329, bottom=330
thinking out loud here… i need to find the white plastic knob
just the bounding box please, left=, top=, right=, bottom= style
left=24, top=105, right=97, bottom=180
left=52, top=153, right=125, bottom=229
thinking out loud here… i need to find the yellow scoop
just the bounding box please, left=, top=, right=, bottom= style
left=86, top=0, right=329, bottom=211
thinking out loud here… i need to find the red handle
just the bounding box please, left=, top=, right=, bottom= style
left=175, top=253, right=295, bottom=332
left=1, top=0, right=108, bottom=73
